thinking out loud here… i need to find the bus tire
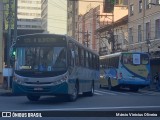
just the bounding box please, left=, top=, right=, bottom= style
left=108, top=78, right=112, bottom=90
left=68, top=82, right=79, bottom=102
left=129, top=86, right=139, bottom=92
left=83, top=81, right=94, bottom=96
left=27, top=95, right=40, bottom=101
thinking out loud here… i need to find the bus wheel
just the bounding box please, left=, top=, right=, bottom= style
left=68, top=83, right=78, bottom=102
left=130, top=86, right=139, bottom=92
left=27, top=95, right=40, bottom=101
left=99, top=84, right=102, bottom=88
left=108, top=78, right=112, bottom=90
left=83, top=81, right=94, bottom=96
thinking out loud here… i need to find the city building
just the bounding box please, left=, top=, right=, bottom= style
left=128, top=0, right=160, bottom=83
left=17, top=0, right=42, bottom=30
left=67, top=0, right=128, bottom=53
left=78, top=6, right=99, bottom=52
left=128, top=0, right=160, bottom=53
left=41, top=0, right=67, bottom=34
left=67, top=0, right=103, bottom=38
left=96, top=4, right=128, bottom=54
left=113, top=15, right=128, bottom=52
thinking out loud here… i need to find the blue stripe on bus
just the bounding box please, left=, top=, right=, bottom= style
left=121, top=64, right=150, bottom=80
left=118, top=79, right=150, bottom=85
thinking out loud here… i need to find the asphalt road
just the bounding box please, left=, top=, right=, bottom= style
left=0, top=88, right=160, bottom=120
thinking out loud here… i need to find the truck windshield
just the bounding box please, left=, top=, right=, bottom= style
left=15, top=47, right=67, bottom=71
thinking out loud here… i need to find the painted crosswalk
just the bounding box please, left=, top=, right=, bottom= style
left=94, top=89, right=160, bottom=96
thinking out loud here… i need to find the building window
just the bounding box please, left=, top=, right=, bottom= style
left=139, top=0, right=142, bottom=13
left=138, top=25, right=142, bottom=42
left=146, top=22, right=151, bottom=40
left=146, top=0, right=151, bottom=9
left=155, top=19, right=160, bottom=38
left=130, top=4, right=134, bottom=16
left=129, top=28, right=133, bottom=43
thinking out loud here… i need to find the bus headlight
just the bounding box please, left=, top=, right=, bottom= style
left=52, top=75, right=68, bottom=85
left=61, top=75, right=68, bottom=82
left=13, top=76, right=24, bottom=85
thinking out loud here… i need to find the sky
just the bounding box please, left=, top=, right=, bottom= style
left=47, top=0, right=67, bottom=34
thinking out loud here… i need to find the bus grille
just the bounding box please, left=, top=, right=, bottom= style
left=25, top=82, right=52, bottom=84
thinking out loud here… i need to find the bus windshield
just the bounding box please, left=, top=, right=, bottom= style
left=15, top=46, right=67, bottom=71
left=122, top=53, right=149, bottom=65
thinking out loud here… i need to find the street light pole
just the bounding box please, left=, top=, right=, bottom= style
left=14, top=0, right=17, bottom=44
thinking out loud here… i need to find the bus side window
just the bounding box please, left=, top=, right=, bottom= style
left=84, top=50, right=86, bottom=67
left=78, top=47, right=81, bottom=66
left=85, top=51, right=89, bottom=68
left=93, top=55, right=96, bottom=69
left=75, top=45, right=79, bottom=66
left=68, top=43, right=71, bottom=66
left=115, top=56, right=119, bottom=68
left=96, top=56, right=99, bottom=70
left=89, top=53, right=92, bottom=68
left=81, top=49, right=84, bottom=66
left=68, top=42, right=75, bottom=66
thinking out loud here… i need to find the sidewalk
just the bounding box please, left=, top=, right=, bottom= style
left=141, top=84, right=160, bottom=92
left=0, top=84, right=13, bottom=96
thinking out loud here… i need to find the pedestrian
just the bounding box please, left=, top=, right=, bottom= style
left=154, top=72, right=159, bottom=84
left=158, top=73, right=160, bottom=91
left=154, top=72, right=160, bottom=91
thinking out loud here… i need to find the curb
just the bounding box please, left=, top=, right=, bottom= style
left=0, top=91, right=23, bottom=96
left=0, top=89, right=13, bottom=96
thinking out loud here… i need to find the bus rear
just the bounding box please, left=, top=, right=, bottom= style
left=118, top=52, right=150, bottom=91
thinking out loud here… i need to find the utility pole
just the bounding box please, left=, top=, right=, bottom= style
left=13, top=0, right=17, bottom=44
left=7, top=0, right=13, bottom=67
left=4, top=0, right=14, bottom=89
left=86, top=30, right=89, bottom=47
left=72, top=0, right=76, bottom=38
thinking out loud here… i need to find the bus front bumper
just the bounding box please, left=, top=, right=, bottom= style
left=118, top=79, right=150, bottom=86
left=12, top=81, right=68, bottom=95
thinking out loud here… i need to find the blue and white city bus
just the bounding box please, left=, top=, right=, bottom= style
left=100, top=52, right=150, bottom=91
left=11, top=33, right=99, bottom=101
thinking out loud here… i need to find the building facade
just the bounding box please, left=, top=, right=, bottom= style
left=41, top=0, right=67, bottom=34
left=67, top=0, right=103, bottom=38
left=67, top=0, right=128, bottom=53
left=79, top=7, right=99, bottom=52
left=128, top=0, right=160, bottom=53
left=96, top=5, right=128, bottom=55
left=17, top=0, right=42, bottom=30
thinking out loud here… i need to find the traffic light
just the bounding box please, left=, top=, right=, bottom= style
left=103, top=0, right=115, bottom=13
left=12, top=51, right=16, bottom=56
left=10, top=47, right=16, bottom=60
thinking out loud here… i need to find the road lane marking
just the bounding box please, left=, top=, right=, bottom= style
left=95, top=90, right=117, bottom=95
left=12, top=105, right=160, bottom=111
left=94, top=92, right=103, bottom=95
left=96, top=89, right=130, bottom=95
